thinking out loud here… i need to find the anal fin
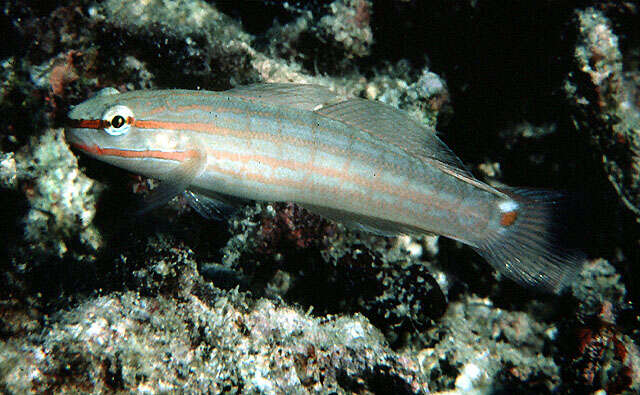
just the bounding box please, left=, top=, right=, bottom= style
left=302, top=204, right=425, bottom=237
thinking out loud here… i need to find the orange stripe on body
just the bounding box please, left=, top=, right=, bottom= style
left=203, top=149, right=408, bottom=219
left=69, top=106, right=482, bottom=226
left=203, top=148, right=464, bottom=213
left=70, top=142, right=199, bottom=162
left=69, top=117, right=466, bottom=217
left=70, top=137, right=433, bottom=211
left=70, top=100, right=410, bottom=179
left=131, top=118, right=411, bottom=178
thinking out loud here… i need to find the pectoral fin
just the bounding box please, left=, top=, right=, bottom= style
left=183, top=190, right=242, bottom=220
left=138, top=151, right=207, bottom=214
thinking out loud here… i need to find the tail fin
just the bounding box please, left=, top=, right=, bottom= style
left=473, top=188, right=585, bottom=294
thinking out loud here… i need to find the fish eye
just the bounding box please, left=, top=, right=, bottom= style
left=111, top=115, right=126, bottom=128
left=102, top=105, right=134, bottom=136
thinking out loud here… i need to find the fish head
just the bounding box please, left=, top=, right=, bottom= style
left=66, top=88, right=192, bottom=179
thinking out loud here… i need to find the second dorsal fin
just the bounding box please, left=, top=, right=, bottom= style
left=423, top=157, right=507, bottom=198
left=225, top=83, right=475, bottom=179
left=314, top=97, right=474, bottom=177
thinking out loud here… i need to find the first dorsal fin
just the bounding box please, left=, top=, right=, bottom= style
left=225, top=83, right=344, bottom=112
left=314, top=98, right=473, bottom=177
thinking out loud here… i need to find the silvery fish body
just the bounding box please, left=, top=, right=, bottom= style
left=66, top=84, right=582, bottom=292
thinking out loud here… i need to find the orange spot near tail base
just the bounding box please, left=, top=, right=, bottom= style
left=500, top=210, right=518, bottom=226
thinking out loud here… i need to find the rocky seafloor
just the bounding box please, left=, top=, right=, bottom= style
left=1, top=1, right=639, bottom=393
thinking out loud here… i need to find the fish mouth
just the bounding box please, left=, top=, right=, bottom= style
left=66, top=137, right=100, bottom=156
left=66, top=138, right=114, bottom=159
left=69, top=141, right=95, bottom=153
left=64, top=124, right=99, bottom=156
left=64, top=128, right=82, bottom=146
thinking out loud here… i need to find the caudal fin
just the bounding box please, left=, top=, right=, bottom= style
left=473, top=188, right=585, bottom=294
